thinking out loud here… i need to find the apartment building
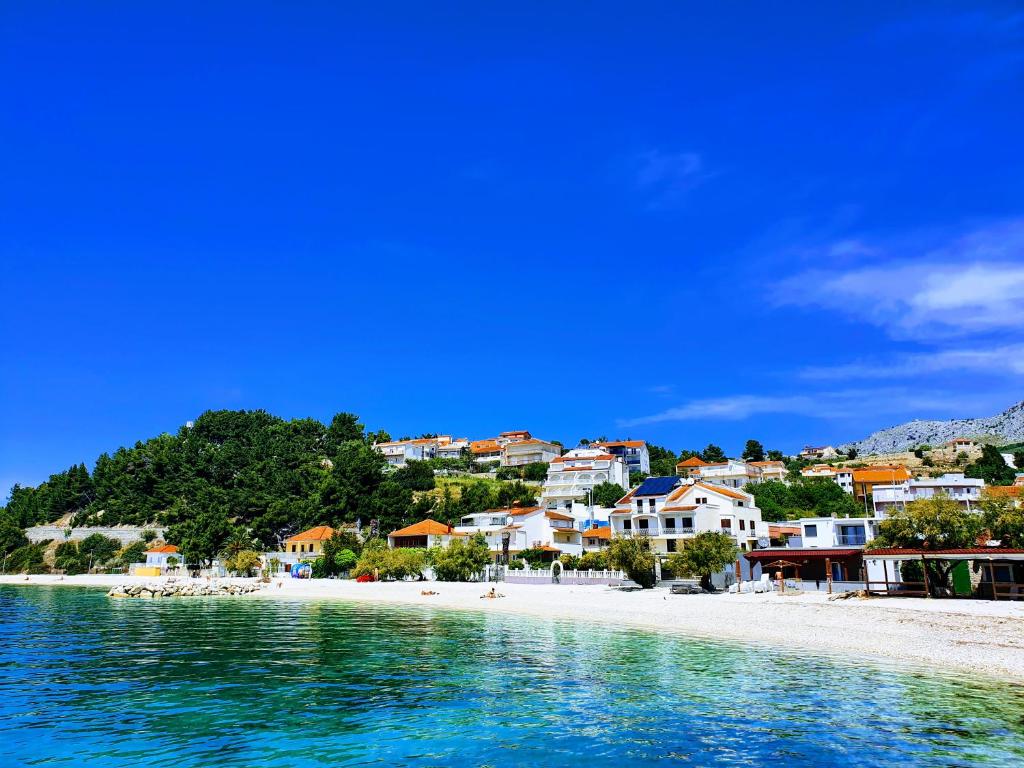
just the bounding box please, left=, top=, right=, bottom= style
left=676, top=457, right=787, bottom=487
left=872, top=473, right=985, bottom=514
left=593, top=441, right=650, bottom=475
left=502, top=438, right=561, bottom=467
left=453, top=504, right=582, bottom=558
left=800, top=464, right=854, bottom=493
left=540, top=448, right=629, bottom=522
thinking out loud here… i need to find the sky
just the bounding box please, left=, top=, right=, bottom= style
left=2, top=2, right=1024, bottom=495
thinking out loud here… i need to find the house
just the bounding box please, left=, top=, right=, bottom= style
left=800, top=445, right=839, bottom=460
left=593, top=441, right=650, bottom=475
left=609, top=478, right=766, bottom=555
left=283, top=525, right=335, bottom=557
left=945, top=437, right=977, bottom=452
left=851, top=465, right=911, bottom=502
left=749, top=460, right=788, bottom=482
left=676, top=456, right=708, bottom=477
left=800, top=464, right=854, bottom=493
left=373, top=437, right=442, bottom=467
left=144, top=544, right=180, bottom=569
left=580, top=525, right=612, bottom=552
left=435, top=437, right=470, bottom=460
left=388, top=519, right=457, bottom=549
left=872, top=473, right=985, bottom=514
left=453, top=504, right=582, bottom=559
left=539, top=448, right=629, bottom=522
left=502, top=438, right=561, bottom=467
left=469, top=439, right=504, bottom=464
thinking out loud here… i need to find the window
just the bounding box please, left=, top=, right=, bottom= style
left=300, top=544, right=306, bottom=553
left=720, top=519, right=732, bottom=529
left=623, top=520, right=632, bottom=531
left=648, top=498, right=656, bottom=510
left=291, top=544, right=296, bottom=553
left=750, top=520, right=756, bottom=531
left=804, top=524, right=817, bottom=537
left=636, top=499, right=643, bottom=510
left=739, top=520, right=746, bottom=531
left=696, top=497, right=708, bottom=505
left=665, top=518, right=676, bottom=529
left=667, top=539, right=677, bottom=553
left=638, top=519, right=650, bottom=530
left=682, top=517, right=693, bottom=529
left=736, top=501, right=744, bottom=507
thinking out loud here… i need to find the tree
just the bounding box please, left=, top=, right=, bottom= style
left=429, top=534, right=491, bottom=581
left=352, top=539, right=426, bottom=580
left=495, top=481, right=537, bottom=509
left=980, top=492, right=1024, bottom=548
left=559, top=553, right=580, bottom=570
left=54, top=542, right=88, bottom=574
left=701, top=444, right=727, bottom=463
left=965, top=445, right=1015, bottom=486
left=226, top=550, right=261, bottom=576
left=869, top=494, right=985, bottom=593
left=847, top=448, right=858, bottom=460
left=646, top=444, right=681, bottom=477
left=393, top=460, right=436, bottom=492
left=607, top=535, right=656, bottom=589
left=578, top=551, right=608, bottom=570
left=325, top=412, right=365, bottom=447
left=118, top=540, right=147, bottom=567
left=590, top=482, right=627, bottom=508
left=78, top=534, right=121, bottom=566
left=913, top=447, right=925, bottom=459
left=0, top=513, right=28, bottom=556
left=741, top=440, right=765, bottom=462
left=766, top=450, right=785, bottom=462
left=665, top=531, right=737, bottom=591
left=1013, top=451, right=1024, bottom=470
left=521, top=462, right=549, bottom=482
left=166, top=506, right=233, bottom=566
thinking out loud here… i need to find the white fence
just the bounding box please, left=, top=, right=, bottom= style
left=503, top=567, right=631, bottom=586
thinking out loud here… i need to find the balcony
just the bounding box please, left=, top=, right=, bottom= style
left=836, top=533, right=867, bottom=546
left=661, top=527, right=695, bottom=536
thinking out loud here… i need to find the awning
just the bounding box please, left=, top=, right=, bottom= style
left=865, top=548, right=1024, bottom=562
left=744, top=548, right=862, bottom=562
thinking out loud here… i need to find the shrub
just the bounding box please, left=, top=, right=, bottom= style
left=54, top=542, right=88, bottom=574
left=607, top=536, right=656, bottom=588
left=665, top=532, right=738, bottom=591
left=578, top=551, right=608, bottom=570
left=507, top=559, right=525, bottom=570
left=141, top=529, right=157, bottom=543
left=558, top=553, right=580, bottom=570
left=5, top=542, right=49, bottom=574
left=429, top=534, right=491, bottom=581
left=118, top=540, right=147, bottom=566
left=352, top=540, right=426, bottom=581
left=225, top=549, right=260, bottom=576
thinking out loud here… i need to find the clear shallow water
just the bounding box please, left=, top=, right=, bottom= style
left=1, top=587, right=1023, bottom=768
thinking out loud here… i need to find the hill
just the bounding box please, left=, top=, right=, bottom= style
left=839, top=400, right=1024, bottom=455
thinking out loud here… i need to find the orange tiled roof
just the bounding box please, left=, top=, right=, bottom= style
left=676, top=456, right=708, bottom=467
left=662, top=505, right=699, bottom=512
left=750, top=461, right=785, bottom=468
left=389, top=519, right=451, bottom=538
left=544, top=511, right=575, bottom=521
left=145, top=544, right=179, bottom=554
left=552, top=527, right=581, bottom=536
left=852, top=466, right=911, bottom=484
left=581, top=526, right=612, bottom=540
left=596, top=440, right=645, bottom=448
left=482, top=505, right=544, bottom=517
left=285, top=525, right=336, bottom=543
left=615, top=488, right=637, bottom=506
left=552, top=454, right=615, bottom=463
left=470, top=440, right=502, bottom=454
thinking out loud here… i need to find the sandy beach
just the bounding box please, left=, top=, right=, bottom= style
left=5, top=573, right=1024, bottom=683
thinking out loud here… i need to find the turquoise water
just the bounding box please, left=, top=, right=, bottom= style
left=1, top=587, right=1023, bottom=767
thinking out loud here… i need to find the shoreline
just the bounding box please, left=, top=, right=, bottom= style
left=4, top=574, right=1024, bottom=683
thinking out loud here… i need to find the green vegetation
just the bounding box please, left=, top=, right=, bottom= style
left=424, top=477, right=538, bottom=526
left=744, top=478, right=862, bottom=521
left=590, top=481, right=626, bottom=508
left=664, top=531, right=737, bottom=591
left=965, top=444, right=1016, bottom=486
left=352, top=539, right=426, bottom=580
left=3, top=542, right=49, bottom=574
left=0, top=513, right=29, bottom=556
left=701, top=444, right=727, bottom=463
left=428, top=533, right=491, bottom=581
left=577, top=550, right=608, bottom=570
left=495, top=462, right=549, bottom=482
left=52, top=533, right=123, bottom=574
left=980, top=492, right=1024, bottom=548
left=741, top=440, right=765, bottom=462
left=607, top=535, right=656, bottom=588
left=225, top=550, right=261, bottom=576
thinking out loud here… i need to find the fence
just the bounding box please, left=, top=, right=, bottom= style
left=503, top=567, right=631, bottom=586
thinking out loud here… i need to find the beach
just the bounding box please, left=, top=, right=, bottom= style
left=4, top=573, right=1023, bottom=682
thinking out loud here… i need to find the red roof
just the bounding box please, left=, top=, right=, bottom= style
left=744, top=548, right=862, bottom=561
left=866, top=548, right=1024, bottom=557
left=389, top=519, right=452, bottom=538
left=145, top=544, right=179, bottom=554
left=676, top=456, right=708, bottom=467
left=285, top=525, right=335, bottom=543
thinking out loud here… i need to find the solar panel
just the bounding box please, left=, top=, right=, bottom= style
left=634, top=476, right=681, bottom=497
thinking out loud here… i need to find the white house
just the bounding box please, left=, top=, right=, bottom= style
left=872, top=473, right=985, bottom=514
left=435, top=437, right=470, bottom=460
left=593, top=441, right=650, bottom=475
left=800, top=464, right=854, bottom=493
left=387, top=518, right=458, bottom=549
left=673, top=458, right=787, bottom=488
left=144, top=544, right=181, bottom=569
left=800, top=445, right=839, bottom=460
left=453, top=504, right=583, bottom=558
left=540, top=448, right=629, bottom=523
left=373, top=437, right=442, bottom=467
left=502, top=438, right=561, bottom=467
left=609, top=478, right=766, bottom=555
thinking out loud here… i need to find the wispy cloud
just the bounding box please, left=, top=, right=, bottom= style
left=801, top=344, right=1024, bottom=380
left=774, top=219, right=1024, bottom=339
left=632, top=150, right=713, bottom=209
left=618, top=389, right=988, bottom=427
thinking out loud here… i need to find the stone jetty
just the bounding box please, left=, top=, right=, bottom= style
left=107, top=580, right=262, bottom=598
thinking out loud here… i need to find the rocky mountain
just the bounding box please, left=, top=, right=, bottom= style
left=839, top=400, right=1024, bottom=455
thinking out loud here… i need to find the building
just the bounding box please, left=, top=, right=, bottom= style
left=749, top=460, right=788, bottom=482
left=676, top=456, right=708, bottom=477
left=800, top=445, right=839, bottom=460
left=851, top=465, right=911, bottom=502
left=469, top=439, right=504, bottom=464
left=580, top=525, right=612, bottom=552
left=540, top=448, right=629, bottom=522
left=453, top=504, right=582, bottom=558
left=283, top=525, right=335, bottom=557
left=387, top=519, right=457, bottom=549
left=872, top=473, right=985, bottom=514
left=144, top=544, right=180, bottom=569
left=373, top=437, right=443, bottom=467
left=945, top=437, right=977, bottom=452
left=800, top=464, right=854, bottom=493
left=609, top=478, right=766, bottom=555
left=502, top=438, right=561, bottom=467
left=593, top=441, right=650, bottom=475
left=435, top=438, right=470, bottom=460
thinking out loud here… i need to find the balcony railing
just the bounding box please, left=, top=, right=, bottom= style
left=836, top=534, right=867, bottom=546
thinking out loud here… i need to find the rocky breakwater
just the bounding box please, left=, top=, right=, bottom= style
left=107, top=580, right=262, bottom=598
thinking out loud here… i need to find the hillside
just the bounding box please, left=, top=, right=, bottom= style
left=839, top=400, right=1024, bottom=455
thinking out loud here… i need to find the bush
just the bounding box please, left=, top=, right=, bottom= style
left=0, top=514, right=29, bottom=556
left=516, top=547, right=549, bottom=568
left=578, top=551, right=608, bottom=570
left=665, top=531, right=737, bottom=591
left=78, top=534, right=121, bottom=566
left=507, top=559, right=525, bottom=570
left=607, top=536, right=656, bottom=588
left=558, top=553, right=580, bottom=570
left=226, top=549, right=261, bottom=576
left=336, top=548, right=358, bottom=571
left=118, top=540, right=147, bottom=566
left=5, top=542, right=50, bottom=574
left=352, top=539, right=426, bottom=580
left=429, top=534, right=491, bottom=581
left=141, top=529, right=157, bottom=543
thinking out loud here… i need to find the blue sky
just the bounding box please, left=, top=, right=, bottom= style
left=3, top=2, right=1024, bottom=495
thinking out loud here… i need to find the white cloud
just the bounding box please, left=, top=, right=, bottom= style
left=618, top=389, right=985, bottom=427
left=801, top=344, right=1024, bottom=380
left=774, top=219, right=1024, bottom=339
left=632, top=150, right=712, bottom=208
